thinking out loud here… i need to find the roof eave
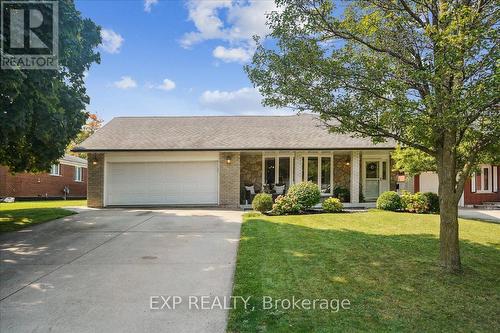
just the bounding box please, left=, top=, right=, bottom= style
left=71, top=147, right=395, bottom=153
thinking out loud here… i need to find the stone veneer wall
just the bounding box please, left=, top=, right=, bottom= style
left=87, top=152, right=105, bottom=208
left=219, top=152, right=240, bottom=208
left=240, top=153, right=262, bottom=203
left=334, top=155, right=351, bottom=190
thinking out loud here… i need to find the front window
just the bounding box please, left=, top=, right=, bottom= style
left=50, top=164, right=60, bottom=176
left=302, top=155, right=333, bottom=195
left=278, top=157, right=290, bottom=184
left=472, top=165, right=497, bottom=193
left=262, top=155, right=294, bottom=188
left=264, top=158, right=276, bottom=185
left=321, top=157, right=331, bottom=194
left=74, top=166, right=83, bottom=182
left=307, top=157, right=318, bottom=184
left=483, top=167, right=489, bottom=191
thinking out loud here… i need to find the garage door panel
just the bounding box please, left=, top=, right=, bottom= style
left=107, top=161, right=218, bottom=205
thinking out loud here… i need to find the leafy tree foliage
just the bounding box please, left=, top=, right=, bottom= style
left=247, top=0, right=499, bottom=272
left=393, top=146, right=437, bottom=176
left=0, top=0, right=101, bottom=172
left=67, top=113, right=103, bottom=158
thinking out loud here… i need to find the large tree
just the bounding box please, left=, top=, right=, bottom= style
left=67, top=113, right=103, bottom=158
left=0, top=0, right=101, bottom=173
left=247, top=0, right=499, bottom=272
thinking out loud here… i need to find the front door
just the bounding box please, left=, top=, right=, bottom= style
left=364, top=161, right=380, bottom=201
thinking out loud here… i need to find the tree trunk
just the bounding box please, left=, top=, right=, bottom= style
left=436, top=147, right=462, bottom=273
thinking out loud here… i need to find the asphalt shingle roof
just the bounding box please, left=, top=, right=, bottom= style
left=73, top=114, right=395, bottom=151
left=60, top=154, right=87, bottom=166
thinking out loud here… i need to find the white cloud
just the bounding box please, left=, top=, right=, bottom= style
left=157, top=78, right=176, bottom=91
left=212, top=46, right=252, bottom=63
left=181, top=0, right=280, bottom=62
left=100, top=29, right=124, bottom=54
left=200, top=87, right=292, bottom=115
left=144, top=0, right=158, bottom=13
left=113, top=76, right=137, bottom=89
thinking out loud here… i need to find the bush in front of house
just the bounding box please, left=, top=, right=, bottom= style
left=422, top=192, right=440, bottom=213
left=322, top=197, right=343, bottom=213
left=287, top=181, right=321, bottom=210
left=400, top=190, right=413, bottom=211
left=376, top=191, right=402, bottom=211
left=252, top=193, right=273, bottom=213
left=407, top=192, right=430, bottom=213
left=333, top=186, right=350, bottom=202
left=272, top=195, right=302, bottom=215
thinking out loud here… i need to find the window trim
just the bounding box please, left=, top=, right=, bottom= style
left=74, top=166, right=84, bottom=182
left=475, top=164, right=494, bottom=194
left=302, top=153, right=334, bottom=196
left=50, top=164, right=60, bottom=176
left=262, top=153, right=294, bottom=187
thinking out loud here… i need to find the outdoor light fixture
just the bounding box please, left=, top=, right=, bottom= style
left=92, top=159, right=98, bottom=165
left=346, top=162, right=350, bottom=166
left=226, top=156, right=232, bottom=164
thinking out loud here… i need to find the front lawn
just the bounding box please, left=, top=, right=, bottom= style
left=228, top=210, right=500, bottom=332
left=0, top=200, right=86, bottom=233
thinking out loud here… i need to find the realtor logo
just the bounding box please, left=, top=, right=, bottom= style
left=1, top=0, right=58, bottom=69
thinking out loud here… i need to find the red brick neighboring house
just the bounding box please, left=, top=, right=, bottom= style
left=414, top=164, right=499, bottom=207
left=0, top=155, right=88, bottom=200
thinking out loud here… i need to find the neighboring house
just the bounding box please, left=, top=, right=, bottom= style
left=414, top=165, right=500, bottom=207
left=74, top=114, right=399, bottom=208
left=0, top=155, right=88, bottom=200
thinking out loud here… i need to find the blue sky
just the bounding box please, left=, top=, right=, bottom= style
left=75, top=0, right=291, bottom=122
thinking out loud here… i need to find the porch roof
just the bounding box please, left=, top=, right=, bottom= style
left=74, top=114, right=396, bottom=152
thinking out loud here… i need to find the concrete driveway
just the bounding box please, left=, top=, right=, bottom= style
left=459, top=208, right=500, bottom=223
left=0, top=208, right=242, bottom=333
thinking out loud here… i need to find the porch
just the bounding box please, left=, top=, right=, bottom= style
left=238, top=150, right=397, bottom=208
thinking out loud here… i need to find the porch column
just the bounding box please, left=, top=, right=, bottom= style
left=350, top=151, right=360, bottom=204
left=294, top=153, right=303, bottom=183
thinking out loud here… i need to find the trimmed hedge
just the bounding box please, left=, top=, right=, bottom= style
left=423, top=192, right=440, bottom=213
left=322, top=197, right=343, bottom=213
left=272, top=195, right=302, bottom=215
left=379, top=190, right=439, bottom=214
left=376, top=191, right=402, bottom=211
left=287, top=181, right=321, bottom=210
left=252, top=193, right=273, bottom=213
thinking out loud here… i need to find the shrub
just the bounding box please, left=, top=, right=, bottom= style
left=333, top=186, right=350, bottom=202
left=407, top=192, right=429, bottom=213
left=400, top=191, right=413, bottom=211
left=376, top=191, right=402, bottom=211
left=252, top=193, right=273, bottom=213
left=322, top=197, right=343, bottom=213
left=272, top=195, right=302, bottom=215
left=287, top=181, right=321, bottom=209
left=422, top=192, right=440, bottom=213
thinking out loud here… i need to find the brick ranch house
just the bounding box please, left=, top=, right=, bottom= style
left=0, top=155, right=88, bottom=200
left=73, top=114, right=497, bottom=208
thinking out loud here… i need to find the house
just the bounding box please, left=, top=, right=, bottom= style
left=0, top=155, right=88, bottom=200
left=74, top=114, right=400, bottom=208
left=414, top=165, right=499, bottom=207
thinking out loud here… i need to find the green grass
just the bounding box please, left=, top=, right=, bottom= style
left=228, top=210, right=500, bottom=332
left=0, top=200, right=86, bottom=233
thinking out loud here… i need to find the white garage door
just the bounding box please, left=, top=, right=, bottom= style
left=106, top=161, right=218, bottom=205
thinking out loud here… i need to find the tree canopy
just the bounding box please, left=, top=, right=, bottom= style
left=247, top=0, right=499, bottom=272
left=0, top=0, right=101, bottom=173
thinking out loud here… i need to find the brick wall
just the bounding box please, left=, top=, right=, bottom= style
left=87, top=153, right=105, bottom=208
left=0, top=164, right=87, bottom=199
left=219, top=152, right=240, bottom=208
